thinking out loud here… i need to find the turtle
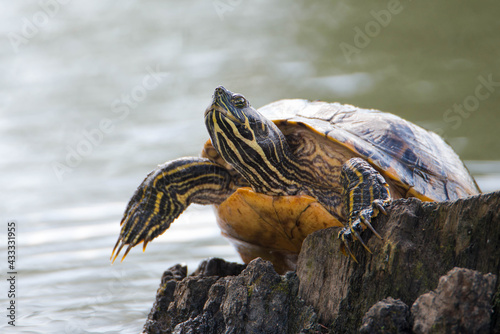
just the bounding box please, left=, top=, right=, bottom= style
left=111, top=86, right=480, bottom=273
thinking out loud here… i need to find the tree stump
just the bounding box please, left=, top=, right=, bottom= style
left=297, top=191, right=500, bottom=332
left=141, top=191, right=500, bottom=333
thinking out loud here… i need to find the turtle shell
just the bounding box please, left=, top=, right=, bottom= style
left=258, top=99, right=480, bottom=201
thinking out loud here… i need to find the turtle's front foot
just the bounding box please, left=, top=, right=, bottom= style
left=111, top=184, right=177, bottom=264
left=338, top=200, right=388, bottom=261
left=338, top=158, right=391, bottom=261
left=111, top=158, right=235, bottom=264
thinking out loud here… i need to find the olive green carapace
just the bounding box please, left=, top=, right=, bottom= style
left=112, top=86, right=480, bottom=273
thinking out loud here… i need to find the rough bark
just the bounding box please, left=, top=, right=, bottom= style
left=143, top=258, right=320, bottom=334
left=411, top=267, right=497, bottom=334
left=143, top=191, right=500, bottom=333
left=297, top=191, right=500, bottom=333
left=359, top=297, right=411, bottom=333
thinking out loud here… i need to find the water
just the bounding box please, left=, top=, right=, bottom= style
left=1, top=1, right=499, bottom=333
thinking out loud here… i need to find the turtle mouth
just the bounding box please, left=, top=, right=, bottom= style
left=204, top=104, right=242, bottom=124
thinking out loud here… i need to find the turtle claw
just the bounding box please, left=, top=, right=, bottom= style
left=111, top=239, right=120, bottom=262
left=360, top=213, right=383, bottom=240
left=339, top=229, right=358, bottom=263
left=352, top=227, right=372, bottom=253
left=337, top=206, right=386, bottom=260
left=142, top=240, right=149, bottom=252
left=373, top=199, right=388, bottom=216
left=111, top=239, right=129, bottom=264
left=339, top=220, right=372, bottom=260
left=121, top=244, right=134, bottom=262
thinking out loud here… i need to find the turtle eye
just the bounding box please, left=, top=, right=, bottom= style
left=232, top=95, right=247, bottom=108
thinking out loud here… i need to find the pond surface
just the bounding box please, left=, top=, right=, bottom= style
left=1, top=1, right=499, bottom=333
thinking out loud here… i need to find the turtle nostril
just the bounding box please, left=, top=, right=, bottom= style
left=214, top=86, right=229, bottom=97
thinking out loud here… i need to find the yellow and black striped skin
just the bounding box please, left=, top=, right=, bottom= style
left=204, top=87, right=303, bottom=196
left=204, top=87, right=343, bottom=213
left=111, top=157, right=235, bottom=262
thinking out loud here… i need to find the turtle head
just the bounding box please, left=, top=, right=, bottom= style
left=204, top=86, right=297, bottom=194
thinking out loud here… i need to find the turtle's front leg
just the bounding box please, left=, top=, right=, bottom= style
left=338, top=158, right=391, bottom=261
left=111, top=157, right=235, bottom=263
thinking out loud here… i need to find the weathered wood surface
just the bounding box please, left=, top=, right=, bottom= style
left=143, top=258, right=320, bottom=334
left=142, top=191, right=500, bottom=333
left=297, top=191, right=500, bottom=332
